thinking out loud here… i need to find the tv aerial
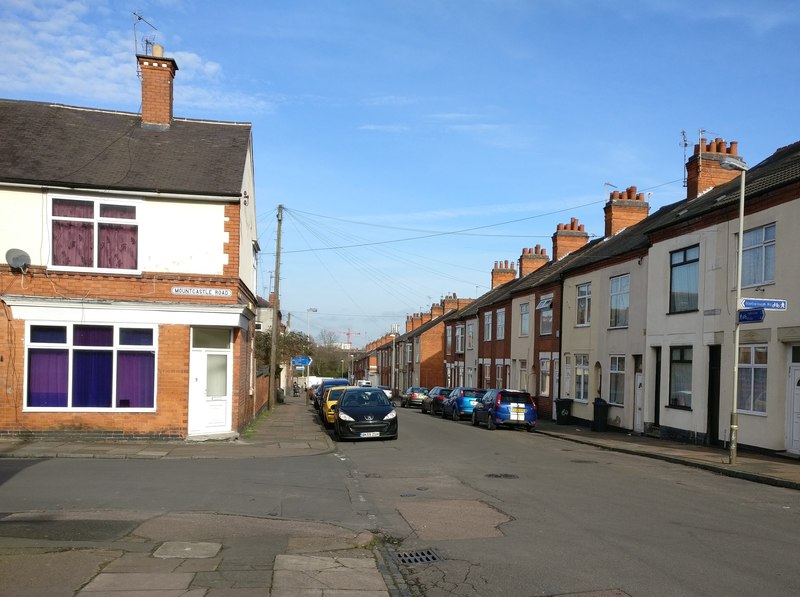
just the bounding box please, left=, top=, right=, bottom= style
left=5, top=248, right=31, bottom=273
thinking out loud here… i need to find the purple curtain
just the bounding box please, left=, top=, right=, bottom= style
left=52, top=220, right=93, bottom=267
left=72, top=350, right=113, bottom=407
left=117, top=352, right=155, bottom=408
left=74, top=326, right=113, bottom=347
left=27, top=349, right=68, bottom=407
left=99, top=224, right=138, bottom=269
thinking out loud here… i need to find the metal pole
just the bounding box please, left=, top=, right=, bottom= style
left=730, top=169, right=746, bottom=465
left=269, top=205, right=283, bottom=410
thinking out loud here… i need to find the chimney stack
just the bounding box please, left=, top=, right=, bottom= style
left=518, top=245, right=549, bottom=277
left=552, top=218, right=589, bottom=261
left=686, top=137, right=742, bottom=199
left=604, top=185, right=650, bottom=237
left=491, top=259, right=516, bottom=288
left=136, top=44, right=178, bottom=128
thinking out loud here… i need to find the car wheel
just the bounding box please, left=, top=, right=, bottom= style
left=471, top=413, right=479, bottom=427
left=451, top=408, right=459, bottom=422
left=527, top=424, right=536, bottom=433
left=487, top=416, right=496, bottom=431
left=421, top=403, right=427, bottom=414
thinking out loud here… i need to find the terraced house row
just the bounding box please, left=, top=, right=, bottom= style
left=356, top=137, right=800, bottom=456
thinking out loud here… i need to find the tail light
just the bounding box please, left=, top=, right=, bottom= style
left=495, top=394, right=502, bottom=408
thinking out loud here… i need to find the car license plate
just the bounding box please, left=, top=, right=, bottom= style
left=512, top=407, right=525, bottom=413
left=360, top=432, right=380, bottom=438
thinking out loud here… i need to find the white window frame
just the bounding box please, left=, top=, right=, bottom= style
left=609, top=274, right=630, bottom=328
left=484, top=312, right=492, bottom=341
left=24, top=321, right=158, bottom=412
left=49, top=194, right=142, bottom=274
left=466, top=322, right=475, bottom=350
left=520, top=303, right=530, bottom=337
left=537, top=296, right=553, bottom=335
left=576, top=283, right=591, bottom=326
left=519, top=359, right=528, bottom=392
left=737, top=345, right=768, bottom=414
left=741, top=223, right=776, bottom=288
left=539, top=356, right=551, bottom=396
left=446, top=325, right=453, bottom=355
left=575, top=353, right=589, bottom=402
left=455, top=324, right=465, bottom=353
left=496, top=308, right=505, bottom=341
left=609, top=355, right=625, bottom=405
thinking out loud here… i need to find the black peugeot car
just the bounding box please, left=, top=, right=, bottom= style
left=333, top=387, right=398, bottom=441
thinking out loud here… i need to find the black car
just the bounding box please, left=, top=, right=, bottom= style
left=421, top=386, right=453, bottom=415
left=333, top=387, right=398, bottom=441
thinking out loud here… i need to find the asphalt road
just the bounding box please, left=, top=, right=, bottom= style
left=2, top=407, right=800, bottom=597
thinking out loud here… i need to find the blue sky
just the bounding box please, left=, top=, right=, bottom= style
left=3, top=0, right=799, bottom=346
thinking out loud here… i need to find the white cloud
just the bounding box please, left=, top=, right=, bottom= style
left=0, top=0, right=268, bottom=114
left=358, top=124, right=409, bottom=133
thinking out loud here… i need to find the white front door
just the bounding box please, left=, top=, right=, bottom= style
left=789, top=366, right=800, bottom=454
left=188, top=328, right=232, bottom=436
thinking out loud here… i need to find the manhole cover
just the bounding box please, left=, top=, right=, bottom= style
left=389, top=548, right=441, bottom=565
left=485, top=473, right=519, bottom=479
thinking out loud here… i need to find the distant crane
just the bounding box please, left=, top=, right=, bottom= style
left=336, top=328, right=361, bottom=348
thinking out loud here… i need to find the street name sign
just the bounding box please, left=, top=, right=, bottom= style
left=738, top=308, right=765, bottom=324
left=740, top=298, right=787, bottom=311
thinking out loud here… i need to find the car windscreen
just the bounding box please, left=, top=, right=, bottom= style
left=327, top=388, right=345, bottom=401
left=340, top=390, right=392, bottom=407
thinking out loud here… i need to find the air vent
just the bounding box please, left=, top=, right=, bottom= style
left=254, top=321, right=263, bottom=332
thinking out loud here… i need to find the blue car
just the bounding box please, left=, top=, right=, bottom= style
left=471, top=389, right=537, bottom=432
left=441, top=387, right=486, bottom=421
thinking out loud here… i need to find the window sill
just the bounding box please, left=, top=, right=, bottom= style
left=736, top=410, right=767, bottom=417
left=666, top=404, right=692, bottom=411
left=667, top=309, right=699, bottom=316
left=608, top=326, right=628, bottom=331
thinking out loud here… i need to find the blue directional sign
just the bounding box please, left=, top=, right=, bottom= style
left=740, top=298, right=787, bottom=311
left=738, top=308, right=765, bottom=324
left=291, top=355, right=312, bottom=366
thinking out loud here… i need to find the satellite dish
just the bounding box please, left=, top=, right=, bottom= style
left=5, top=248, right=31, bottom=272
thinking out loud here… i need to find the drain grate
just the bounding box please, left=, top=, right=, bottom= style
left=389, top=548, right=442, bottom=565
left=485, top=473, right=519, bottom=479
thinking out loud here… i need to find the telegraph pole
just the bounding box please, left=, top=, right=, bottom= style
left=269, top=205, right=283, bottom=409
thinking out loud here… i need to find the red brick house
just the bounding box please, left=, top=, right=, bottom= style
left=0, top=46, right=261, bottom=439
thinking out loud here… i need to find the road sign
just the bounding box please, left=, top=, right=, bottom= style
left=291, top=355, right=312, bottom=366
left=740, top=298, right=787, bottom=311
left=738, top=308, right=765, bottom=324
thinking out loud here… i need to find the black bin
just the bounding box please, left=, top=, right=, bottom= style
left=592, top=398, right=609, bottom=431
left=555, top=398, right=573, bottom=425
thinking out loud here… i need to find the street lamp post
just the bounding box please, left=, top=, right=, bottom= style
left=720, top=156, right=748, bottom=465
